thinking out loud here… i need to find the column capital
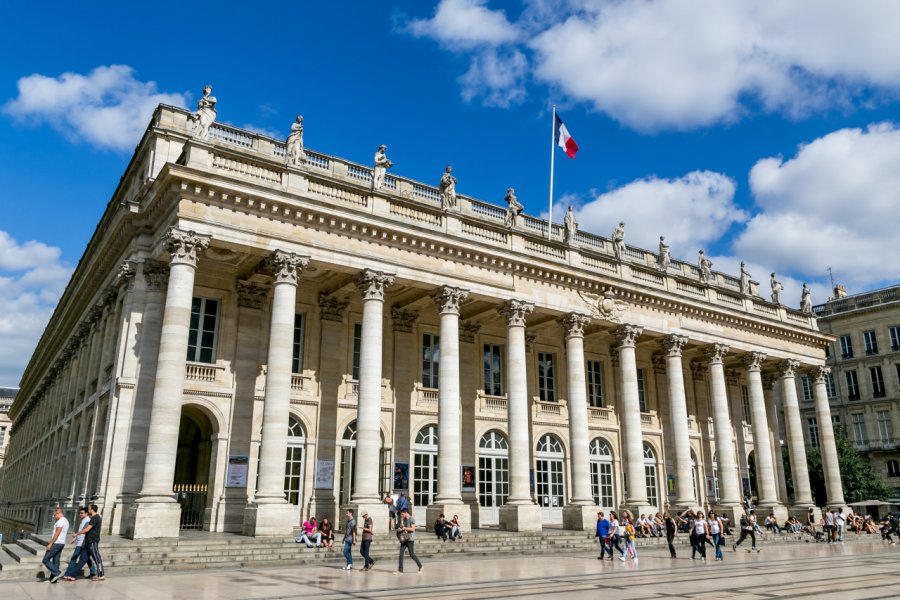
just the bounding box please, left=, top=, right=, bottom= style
left=726, top=369, right=740, bottom=386
left=558, top=312, right=592, bottom=338
left=498, top=299, right=534, bottom=327
left=659, top=334, right=689, bottom=357
left=613, top=324, right=643, bottom=347
left=689, top=360, right=706, bottom=380
left=742, top=351, right=767, bottom=372
left=391, top=306, right=419, bottom=332
left=236, top=281, right=269, bottom=309
left=269, top=250, right=310, bottom=285
left=704, top=343, right=730, bottom=365
left=163, top=227, right=209, bottom=267
left=459, top=320, right=481, bottom=343
left=318, top=293, right=349, bottom=322
left=651, top=353, right=666, bottom=374
left=354, top=269, right=395, bottom=301
left=143, top=259, right=170, bottom=290
left=807, top=365, right=830, bottom=383
left=431, top=286, right=470, bottom=315
left=776, top=359, right=801, bottom=378
left=762, top=372, right=778, bottom=390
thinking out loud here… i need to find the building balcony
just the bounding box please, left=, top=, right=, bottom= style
left=532, top=399, right=569, bottom=423
left=853, top=438, right=899, bottom=451
left=184, top=361, right=227, bottom=384
left=588, top=406, right=617, bottom=425
left=640, top=411, right=660, bottom=429
left=414, top=385, right=438, bottom=413
left=476, top=391, right=507, bottom=419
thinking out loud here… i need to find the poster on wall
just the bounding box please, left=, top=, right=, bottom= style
left=225, top=455, right=249, bottom=488
left=667, top=474, right=675, bottom=495
left=315, top=459, right=335, bottom=489
left=461, top=465, right=476, bottom=491
left=393, top=462, right=409, bottom=490
left=706, top=476, right=715, bottom=497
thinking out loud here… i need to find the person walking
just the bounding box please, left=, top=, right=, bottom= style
left=596, top=511, right=611, bottom=560
left=733, top=510, right=759, bottom=553
left=664, top=512, right=677, bottom=559
left=342, top=509, right=357, bottom=571
left=394, top=507, right=423, bottom=574
left=41, top=507, right=69, bottom=583
left=384, top=493, right=397, bottom=531
left=618, top=517, right=638, bottom=562
left=64, top=507, right=95, bottom=580
left=360, top=510, right=375, bottom=571
left=63, top=504, right=105, bottom=581
left=835, top=508, right=846, bottom=542
left=709, top=511, right=724, bottom=561
left=692, top=511, right=708, bottom=561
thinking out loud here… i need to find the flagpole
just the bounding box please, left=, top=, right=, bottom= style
left=548, top=104, right=556, bottom=240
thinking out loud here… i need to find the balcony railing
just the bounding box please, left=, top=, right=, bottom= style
left=184, top=362, right=225, bottom=383
left=853, top=438, right=898, bottom=451
left=476, top=392, right=508, bottom=418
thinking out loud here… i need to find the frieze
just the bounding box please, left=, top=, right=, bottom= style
left=459, top=320, right=481, bottom=343
left=391, top=306, right=419, bottom=333
left=237, top=281, right=269, bottom=310
left=318, top=293, right=349, bottom=322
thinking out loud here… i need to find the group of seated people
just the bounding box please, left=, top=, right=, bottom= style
left=293, top=516, right=336, bottom=549
left=433, top=514, right=462, bottom=541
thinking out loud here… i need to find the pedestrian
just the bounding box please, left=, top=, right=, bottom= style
left=733, top=510, right=759, bottom=553
left=692, top=511, right=708, bottom=561
left=342, top=509, right=357, bottom=570
left=596, top=511, right=611, bottom=560
left=824, top=507, right=835, bottom=543
left=64, top=507, right=95, bottom=580
left=41, top=507, right=69, bottom=583
left=835, top=508, right=846, bottom=542
left=608, top=511, right=623, bottom=559
left=384, top=493, right=397, bottom=530
left=709, top=511, right=725, bottom=561
left=664, top=512, right=677, bottom=558
left=63, top=503, right=105, bottom=581
left=394, top=507, right=423, bottom=574
left=360, top=510, right=375, bottom=571
left=618, top=516, right=638, bottom=562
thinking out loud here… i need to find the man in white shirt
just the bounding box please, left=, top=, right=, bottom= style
left=42, top=507, right=69, bottom=583
left=835, top=508, right=846, bottom=542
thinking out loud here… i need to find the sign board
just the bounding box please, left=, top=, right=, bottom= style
left=225, top=455, right=249, bottom=488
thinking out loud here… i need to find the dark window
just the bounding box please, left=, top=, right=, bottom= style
left=422, top=333, right=440, bottom=388
left=538, top=352, right=556, bottom=402
left=845, top=370, right=860, bottom=400
left=352, top=323, right=362, bottom=380
left=870, top=366, right=886, bottom=398
left=187, top=297, right=219, bottom=363
left=864, top=330, right=879, bottom=355
left=291, top=313, right=304, bottom=374
left=637, top=368, right=647, bottom=412
left=840, top=335, right=854, bottom=359
left=483, top=344, right=503, bottom=396
left=587, top=360, right=604, bottom=407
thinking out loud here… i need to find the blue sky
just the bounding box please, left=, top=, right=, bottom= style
left=2, top=0, right=900, bottom=385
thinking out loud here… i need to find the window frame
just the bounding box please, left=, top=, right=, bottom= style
left=483, top=344, right=504, bottom=396
left=845, top=370, right=860, bottom=400
left=187, top=296, right=219, bottom=364
left=586, top=360, right=604, bottom=408
left=839, top=335, right=854, bottom=359
left=422, top=332, right=440, bottom=389
left=537, top=351, right=557, bottom=402
left=291, top=313, right=305, bottom=374
left=864, top=330, right=879, bottom=355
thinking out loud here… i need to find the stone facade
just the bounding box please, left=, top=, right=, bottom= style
left=0, top=105, right=843, bottom=540
left=0, top=388, right=14, bottom=474
left=811, top=286, right=900, bottom=500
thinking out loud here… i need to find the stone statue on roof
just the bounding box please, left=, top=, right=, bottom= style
left=504, top=188, right=523, bottom=228
left=188, top=84, right=217, bottom=139
left=563, top=206, right=578, bottom=244
left=770, top=272, right=783, bottom=304
left=286, top=115, right=305, bottom=166
left=800, top=283, right=812, bottom=314
left=658, top=236, right=670, bottom=272
left=698, top=250, right=713, bottom=284
left=611, top=222, right=626, bottom=259
left=372, top=144, right=392, bottom=191
left=740, top=261, right=751, bottom=295
left=439, top=165, right=458, bottom=210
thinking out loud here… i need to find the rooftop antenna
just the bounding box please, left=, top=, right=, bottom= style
left=827, top=267, right=836, bottom=291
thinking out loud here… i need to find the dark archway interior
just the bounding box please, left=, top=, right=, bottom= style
left=175, top=405, right=213, bottom=486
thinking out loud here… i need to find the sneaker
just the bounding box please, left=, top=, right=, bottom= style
left=732, top=544, right=736, bottom=552
left=688, top=557, right=694, bottom=561
left=418, top=565, right=424, bottom=574
left=370, top=559, right=376, bottom=569
left=344, top=565, right=353, bottom=570
left=50, top=574, right=63, bottom=583
left=393, top=571, right=403, bottom=575
left=633, top=558, right=638, bottom=563
left=618, top=556, right=625, bottom=561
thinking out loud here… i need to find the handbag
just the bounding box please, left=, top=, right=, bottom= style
left=397, top=530, right=410, bottom=544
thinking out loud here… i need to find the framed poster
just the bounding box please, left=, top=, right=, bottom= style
left=225, top=455, right=249, bottom=488
left=461, top=465, right=476, bottom=491
left=393, top=462, right=409, bottom=490
left=706, top=476, right=715, bottom=497
left=315, top=459, right=335, bottom=489
left=667, top=473, right=675, bottom=495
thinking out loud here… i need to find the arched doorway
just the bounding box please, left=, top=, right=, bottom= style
left=690, top=449, right=700, bottom=504
left=284, top=416, right=306, bottom=526
left=478, top=430, right=509, bottom=525
left=643, top=442, right=659, bottom=511
left=339, top=420, right=389, bottom=508
left=590, top=438, right=615, bottom=510
left=535, top=434, right=565, bottom=524
left=174, top=405, right=214, bottom=530
left=413, top=425, right=438, bottom=522
left=747, top=450, right=757, bottom=501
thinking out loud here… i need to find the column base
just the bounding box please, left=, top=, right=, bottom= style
left=562, top=505, right=599, bottom=531
left=426, top=502, right=471, bottom=534
left=499, top=503, right=542, bottom=532
left=242, top=501, right=295, bottom=537
left=124, top=499, right=181, bottom=539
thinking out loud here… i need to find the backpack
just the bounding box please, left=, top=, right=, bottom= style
left=740, top=514, right=749, bottom=528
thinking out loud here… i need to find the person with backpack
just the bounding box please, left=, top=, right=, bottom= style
left=733, top=510, right=759, bottom=552
left=596, top=511, right=611, bottom=560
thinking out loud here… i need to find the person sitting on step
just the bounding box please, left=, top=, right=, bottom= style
left=447, top=515, right=462, bottom=541
left=434, top=514, right=449, bottom=541
left=295, top=516, right=322, bottom=547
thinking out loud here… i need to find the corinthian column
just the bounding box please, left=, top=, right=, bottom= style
left=661, top=335, right=695, bottom=508
left=349, top=269, right=394, bottom=520
left=706, top=345, right=741, bottom=512
left=244, top=251, right=309, bottom=536
left=778, top=360, right=813, bottom=508
left=126, top=227, right=209, bottom=539
left=743, top=352, right=781, bottom=511
left=497, top=300, right=541, bottom=531
left=810, top=366, right=845, bottom=506
left=426, top=286, right=472, bottom=531
left=560, top=313, right=596, bottom=531
left=616, top=324, right=650, bottom=511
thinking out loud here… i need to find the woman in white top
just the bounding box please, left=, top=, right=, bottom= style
left=708, top=511, right=724, bottom=561
left=608, top=512, right=623, bottom=558
left=692, top=511, right=708, bottom=560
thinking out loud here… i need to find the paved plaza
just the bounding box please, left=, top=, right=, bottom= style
left=1, top=539, right=899, bottom=599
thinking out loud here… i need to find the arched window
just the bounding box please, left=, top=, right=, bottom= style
left=711, top=452, right=720, bottom=502
left=339, top=420, right=390, bottom=505
left=478, top=431, right=509, bottom=525
left=690, top=449, right=699, bottom=503
left=284, top=416, right=306, bottom=521
left=888, top=459, right=900, bottom=478
left=535, top=434, right=565, bottom=517
left=413, top=425, right=438, bottom=507
left=589, top=438, right=615, bottom=509
left=643, top=442, right=659, bottom=508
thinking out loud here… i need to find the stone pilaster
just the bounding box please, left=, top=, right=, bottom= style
left=497, top=299, right=541, bottom=531
left=126, top=227, right=209, bottom=539
left=427, top=286, right=472, bottom=533
left=660, top=334, right=695, bottom=509
left=615, top=324, right=651, bottom=513
left=743, top=352, right=784, bottom=517
left=810, top=366, right=846, bottom=507
left=778, top=360, right=813, bottom=509
left=560, top=313, right=597, bottom=531
left=244, top=251, right=309, bottom=536
left=706, top=345, right=742, bottom=514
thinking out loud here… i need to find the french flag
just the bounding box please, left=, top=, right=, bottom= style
left=554, top=113, right=579, bottom=159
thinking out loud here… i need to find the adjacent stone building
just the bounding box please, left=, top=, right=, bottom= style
left=811, top=285, right=900, bottom=500
left=0, top=102, right=845, bottom=540
left=0, top=387, right=14, bottom=471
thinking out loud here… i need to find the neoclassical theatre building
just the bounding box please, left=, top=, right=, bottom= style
left=0, top=101, right=846, bottom=540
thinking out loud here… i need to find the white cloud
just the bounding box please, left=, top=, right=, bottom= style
left=567, top=170, right=745, bottom=251
left=3, top=65, right=188, bottom=151
left=459, top=48, right=528, bottom=107
left=410, top=1, right=900, bottom=128
left=0, top=232, right=72, bottom=386
left=735, top=123, right=900, bottom=291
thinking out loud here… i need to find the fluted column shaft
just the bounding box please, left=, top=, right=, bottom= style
left=744, top=353, right=779, bottom=505
left=779, top=360, right=813, bottom=506
left=616, top=325, right=648, bottom=505
left=562, top=314, right=593, bottom=505
left=255, top=252, right=308, bottom=502
left=500, top=300, right=534, bottom=504
left=139, top=228, right=208, bottom=499
left=352, top=270, right=394, bottom=503
left=707, top=345, right=741, bottom=505
left=434, top=286, right=468, bottom=503
left=662, top=335, right=694, bottom=506
left=812, top=367, right=845, bottom=505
